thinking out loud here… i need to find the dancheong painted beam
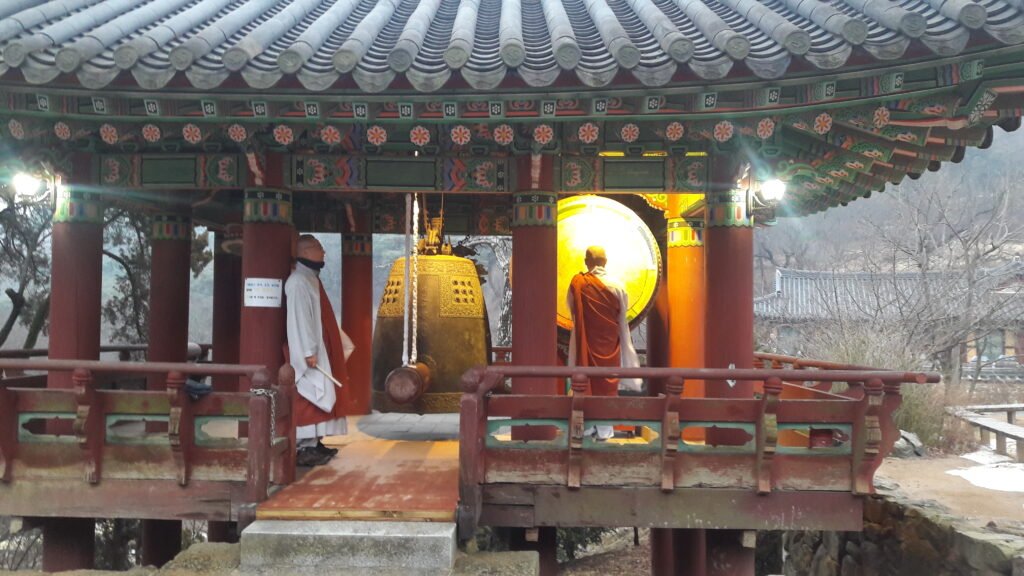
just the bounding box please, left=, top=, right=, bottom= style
left=2, top=0, right=1024, bottom=215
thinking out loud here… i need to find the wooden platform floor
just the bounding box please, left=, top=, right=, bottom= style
left=257, top=414, right=460, bottom=522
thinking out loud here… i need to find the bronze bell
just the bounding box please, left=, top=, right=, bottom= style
left=371, top=254, right=491, bottom=413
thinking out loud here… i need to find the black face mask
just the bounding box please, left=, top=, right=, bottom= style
left=297, top=257, right=325, bottom=271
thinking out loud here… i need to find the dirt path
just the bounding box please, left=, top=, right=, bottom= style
left=560, top=530, right=650, bottom=575
left=877, top=455, right=1024, bottom=530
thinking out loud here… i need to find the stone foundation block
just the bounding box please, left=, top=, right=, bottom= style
left=241, top=520, right=456, bottom=571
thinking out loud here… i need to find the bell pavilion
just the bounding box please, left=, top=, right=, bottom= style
left=0, top=0, right=1020, bottom=573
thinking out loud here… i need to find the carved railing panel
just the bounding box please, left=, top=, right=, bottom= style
left=458, top=363, right=936, bottom=538
left=0, top=359, right=294, bottom=526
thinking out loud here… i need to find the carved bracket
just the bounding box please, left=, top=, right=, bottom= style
left=852, top=378, right=884, bottom=495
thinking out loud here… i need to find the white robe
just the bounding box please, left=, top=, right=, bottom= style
left=566, top=266, right=643, bottom=392
left=285, top=263, right=348, bottom=440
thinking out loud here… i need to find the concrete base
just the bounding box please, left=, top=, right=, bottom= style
left=241, top=520, right=456, bottom=572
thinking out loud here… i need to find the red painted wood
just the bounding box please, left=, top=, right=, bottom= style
left=651, top=528, right=676, bottom=576
left=43, top=158, right=101, bottom=571
left=646, top=248, right=676, bottom=574
left=142, top=208, right=192, bottom=566
left=706, top=529, right=755, bottom=576
left=703, top=155, right=755, bottom=576
left=147, top=221, right=192, bottom=385
left=47, top=220, right=102, bottom=389
left=212, top=231, right=243, bottom=392
left=511, top=155, right=559, bottom=397
left=238, top=220, right=293, bottom=389
left=257, top=434, right=460, bottom=520
left=667, top=229, right=706, bottom=398
left=41, top=518, right=94, bottom=572
left=2, top=480, right=240, bottom=520
left=510, top=527, right=558, bottom=576
left=674, top=528, right=707, bottom=575
left=703, top=226, right=754, bottom=398
left=141, top=520, right=183, bottom=568
left=341, top=239, right=372, bottom=415
left=646, top=241, right=670, bottom=396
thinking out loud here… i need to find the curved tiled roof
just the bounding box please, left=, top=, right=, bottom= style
left=754, top=262, right=1024, bottom=323
left=0, top=0, right=1021, bottom=93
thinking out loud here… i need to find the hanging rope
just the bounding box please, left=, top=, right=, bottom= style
left=402, top=193, right=411, bottom=366
left=410, top=192, right=420, bottom=366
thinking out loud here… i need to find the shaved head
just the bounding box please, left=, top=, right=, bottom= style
left=297, top=234, right=325, bottom=263
left=585, top=245, right=607, bottom=269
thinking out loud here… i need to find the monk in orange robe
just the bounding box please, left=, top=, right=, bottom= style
left=566, top=246, right=642, bottom=396
left=285, top=235, right=353, bottom=466
left=567, top=247, right=641, bottom=440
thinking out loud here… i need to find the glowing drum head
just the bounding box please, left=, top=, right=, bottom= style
left=556, top=195, right=662, bottom=331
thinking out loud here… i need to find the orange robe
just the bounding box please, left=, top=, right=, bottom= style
left=568, top=272, right=622, bottom=396
left=293, top=282, right=351, bottom=427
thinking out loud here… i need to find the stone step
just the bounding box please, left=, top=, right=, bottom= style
left=241, top=520, right=456, bottom=572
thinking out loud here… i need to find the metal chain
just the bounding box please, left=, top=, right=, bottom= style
left=251, top=387, right=278, bottom=442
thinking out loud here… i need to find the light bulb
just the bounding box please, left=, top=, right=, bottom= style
left=761, top=179, right=786, bottom=202
left=12, top=172, right=42, bottom=199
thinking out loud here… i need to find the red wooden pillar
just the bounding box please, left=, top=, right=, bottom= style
left=43, top=174, right=101, bottom=571
left=211, top=227, right=243, bottom=392
left=704, top=155, right=753, bottom=398
left=645, top=234, right=670, bottom=396
left=647, top=225, right=676, bottom=576
left=208, top=227, right=243, bottom=544
left=146, top=211, right=192, bottom=386
left=141, top=210, right=192, bottom=566
left=342, top=230, right=372, bottom=414
left=667, top=214, right=709, bottom=574
left=703, top=154, right=756, bottom=575
left=668, top=216, right=706, bottom=396
left=510, top=154, right=559, bottom=396
left=238, top=189, right=294, bottom=388
left=508, top=155, right=558, bottom=575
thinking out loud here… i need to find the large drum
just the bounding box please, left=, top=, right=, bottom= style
left=556, top=195, right=662, bottom=334
left=371, top=254, right=491, bottom=413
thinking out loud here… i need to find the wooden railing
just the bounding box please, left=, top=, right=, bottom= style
left=457, top=364, right=938, bottom=539
left=0, top=359, right=295, bottom=527
left=0, top=343, right=212, bottom=360
left=946, top=404, right=1024, bottom=462
left=491, top=346, right=512, bottom=365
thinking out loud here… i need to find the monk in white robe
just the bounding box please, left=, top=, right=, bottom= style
left=285, top=235, right=351, bottom=465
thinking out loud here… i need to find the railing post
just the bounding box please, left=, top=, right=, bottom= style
left=852, top=378, right=884, bottom=495
left=0, top=382, right=14, bottom=482
left=661, top=376, right=683, bottom=492
left=72, top=368, right=102, bottom=484
left=167, top=370, right=193, bottom=486
left=245, top=369, right=272, bottom=526
left=277, top=364, right=297, bottom=486
left=457, top=367, right=492, bottom=541
left=879, top=381, right=903, bottom=458
left=756, top=377, right=781, bottom=494
left=567, top=373, right=588, bottom=490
